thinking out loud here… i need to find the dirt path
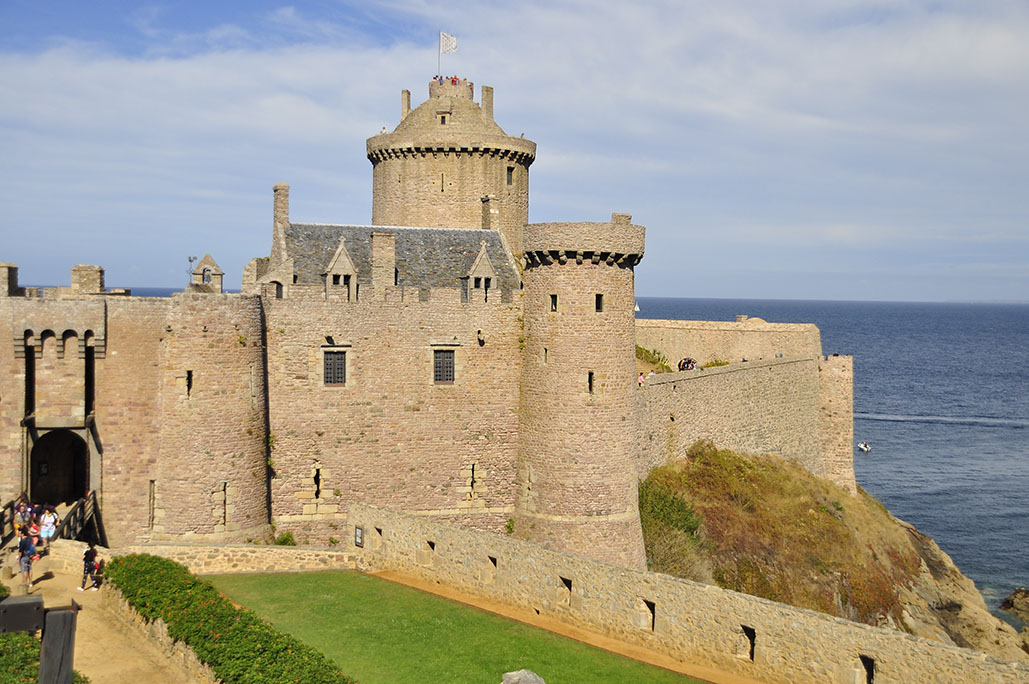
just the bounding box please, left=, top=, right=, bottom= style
left=5, top=563, right=191, bottom=684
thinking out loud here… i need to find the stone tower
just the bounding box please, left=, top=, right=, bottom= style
left=517, top=215, right=647, bottom=569
left=367, top=78, right=536, bottom=254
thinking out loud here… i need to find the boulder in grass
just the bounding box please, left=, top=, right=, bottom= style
left=502, top=670, right=546, bottom=684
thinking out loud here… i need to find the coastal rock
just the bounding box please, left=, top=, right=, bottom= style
left=898, top=519, right=1029, bottom=663
left=1001, top=587, right=1029, bottom=622
left=501, top=670, right=546, bottom=684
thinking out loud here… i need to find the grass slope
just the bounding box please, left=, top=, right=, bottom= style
left=641, top=440, right=921, bottom=625
left=211, top=571, right=701, bottom=684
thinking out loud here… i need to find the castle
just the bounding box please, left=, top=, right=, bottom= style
left=0, top=77, right=854, bottom=570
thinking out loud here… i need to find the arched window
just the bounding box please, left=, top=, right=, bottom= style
left=272, top=281, right=283, bottom=299
left=202, top=268, right=212, bottom=284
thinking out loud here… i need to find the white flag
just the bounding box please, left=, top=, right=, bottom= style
left=440, top=32, right=457, bottom=55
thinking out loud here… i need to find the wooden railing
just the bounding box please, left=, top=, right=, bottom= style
left=54, top=490, right=97, bottom=542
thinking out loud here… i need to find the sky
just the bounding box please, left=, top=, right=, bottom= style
left=1, top=1, right=1027, bottom=302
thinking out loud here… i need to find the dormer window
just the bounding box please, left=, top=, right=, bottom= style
left=332, top=274, right=341, bottom=286
left=474, top=277, right=482, bottom=289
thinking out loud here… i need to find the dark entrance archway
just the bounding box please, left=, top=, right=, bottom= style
left=30, top=429, right=88, bottom=505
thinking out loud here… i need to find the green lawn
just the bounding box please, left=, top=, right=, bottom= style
left=210, top=571, right=703, bottom=684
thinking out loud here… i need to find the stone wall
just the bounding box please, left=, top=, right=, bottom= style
left=118, top=542, right=358, bottom=575
left=263, top=284, right=523, bottom=546
left=635, top=317, right=822, bottom=367
left=819, top=355, right=856, bottom=494
left=346, top=504, right=1029, bottom=684
left=637, top=357, right=824, bottom=480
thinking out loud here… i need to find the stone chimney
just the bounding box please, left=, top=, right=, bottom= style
left=481, top=195, right=499, bottom=230
left=71, top=265, right=104, bottom=294
left=0, top=263, right=19, bottom=297
left=273, top=183, right=290, bottom=231
left=371, top=231, right=396, bottom=294
left=401, top=90, right=411, bottom=122
left=481, top=86, right=494, bottom=121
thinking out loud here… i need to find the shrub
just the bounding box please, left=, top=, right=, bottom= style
left=274, top=531, right=296, bottom=546
left=105, top=554, right=355, bottom=684
left=635, top=346, right=672, bottom=373
left=699, top=358, right=730, bottom=369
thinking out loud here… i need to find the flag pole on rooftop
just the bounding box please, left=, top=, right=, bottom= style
left=439, top=31, right=457, bottom=76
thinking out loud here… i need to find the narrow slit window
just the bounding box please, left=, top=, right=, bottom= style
left=434, top=349, right=455, bottom=384
left=644, top=599, right=656, bottom=631
left=440, top=115, right=446, bottom=125
left=506, top=166, right=514, bottom=185
left=324, top=351, right=346, bottom=386
left=186, top=370, right=193, bottom=397
left=148, top=480, right=156, bottom=529
left=588, top=371, right=594, bottom=394
left=595, top=293, right=604, bottom=312
left=343, top=274, right=351, bottom=301
left=550, top=294, right=557, bottom=312
left=741, top=625, right=756, bottom=661
left=859, top=655, right=875, bottom=684
left=394, top=267, right=399, bottom=286
left=543, top=347, right=548, bottom=364
left=313, top=467, right=322, bottom=498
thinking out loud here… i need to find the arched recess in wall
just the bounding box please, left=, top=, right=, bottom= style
left=30, top=429, right=88, bottom=505
left=271, top=281, right=283, bottom=299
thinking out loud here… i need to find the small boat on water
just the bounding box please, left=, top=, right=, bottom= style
left=857, top=442, right=872, bottom=453
left=635, top=301, right=640, bottom=313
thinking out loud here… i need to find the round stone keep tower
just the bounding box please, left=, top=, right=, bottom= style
left=517, top=214, right=647, bottom=570
left=367, top=78, right=536, bottom=254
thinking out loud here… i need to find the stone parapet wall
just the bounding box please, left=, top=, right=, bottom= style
left=637, top=357, right=825, bottom=480
left=635, top=317, right=821, bottom=367
left=118, top=542, right=358, bottom=575
left=346, top=504, right=1029, bottom=684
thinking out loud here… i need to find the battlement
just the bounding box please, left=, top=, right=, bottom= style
left=428, top=76, right=474, bottom=100
left=523, top=214, right=645, bottom=267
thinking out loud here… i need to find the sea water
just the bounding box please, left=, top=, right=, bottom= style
left=638, top=297, right=1029, bottom=628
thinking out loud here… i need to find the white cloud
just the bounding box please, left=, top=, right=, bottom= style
left=0, top=1, right=1027, bottom=301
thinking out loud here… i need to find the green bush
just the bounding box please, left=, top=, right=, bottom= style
left=274, top=531, right=296, bottom=546
left=105, top=554, right=355, bottom=684
left=638, top=479, right=700, bottom=535
left=699, top=358, right=730, bottom=369
left=635, top=346, right=672, bottom=373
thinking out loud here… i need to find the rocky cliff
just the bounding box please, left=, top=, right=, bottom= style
left=640, top=440, right=1029, bottom=664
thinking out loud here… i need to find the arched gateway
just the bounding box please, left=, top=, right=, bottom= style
left=30, top=429, right=88, bottom=505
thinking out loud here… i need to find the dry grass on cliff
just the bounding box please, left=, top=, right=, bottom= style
left=640, top=440, right=921, bottom=626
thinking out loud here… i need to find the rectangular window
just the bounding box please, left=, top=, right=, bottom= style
left=324, top=350, right=347, bottom=385
left=434, top=349, right=455, bottom=384
left=332, top=274, right=340, bottom=285
left=506, top=166, right=514, bottom=185
left=595, top=293, right=604, bottom=312
left=588, top=371, right=594, bottom=394
left=474, top=277, right=482, bottom=288
left=550, top=294, right=558, bottom=312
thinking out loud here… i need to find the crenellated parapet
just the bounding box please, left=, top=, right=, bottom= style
left=522, top=215, right=645, bottom=269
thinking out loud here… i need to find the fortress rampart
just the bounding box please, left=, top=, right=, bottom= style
left=638, top=358, right=821, bottom=477
left=636, top=317, right=822, bottom=366
left=343, top=503, right=1029, bottom=684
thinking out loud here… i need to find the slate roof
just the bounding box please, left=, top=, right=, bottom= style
left=283, top=224, right=519, bottom=299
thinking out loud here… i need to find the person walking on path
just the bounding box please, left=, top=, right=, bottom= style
left=78, top=542, right=100, bottom=591
left=39, top=505, right=59, bottom=551
left=17, top=526, right=36, bottom=591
